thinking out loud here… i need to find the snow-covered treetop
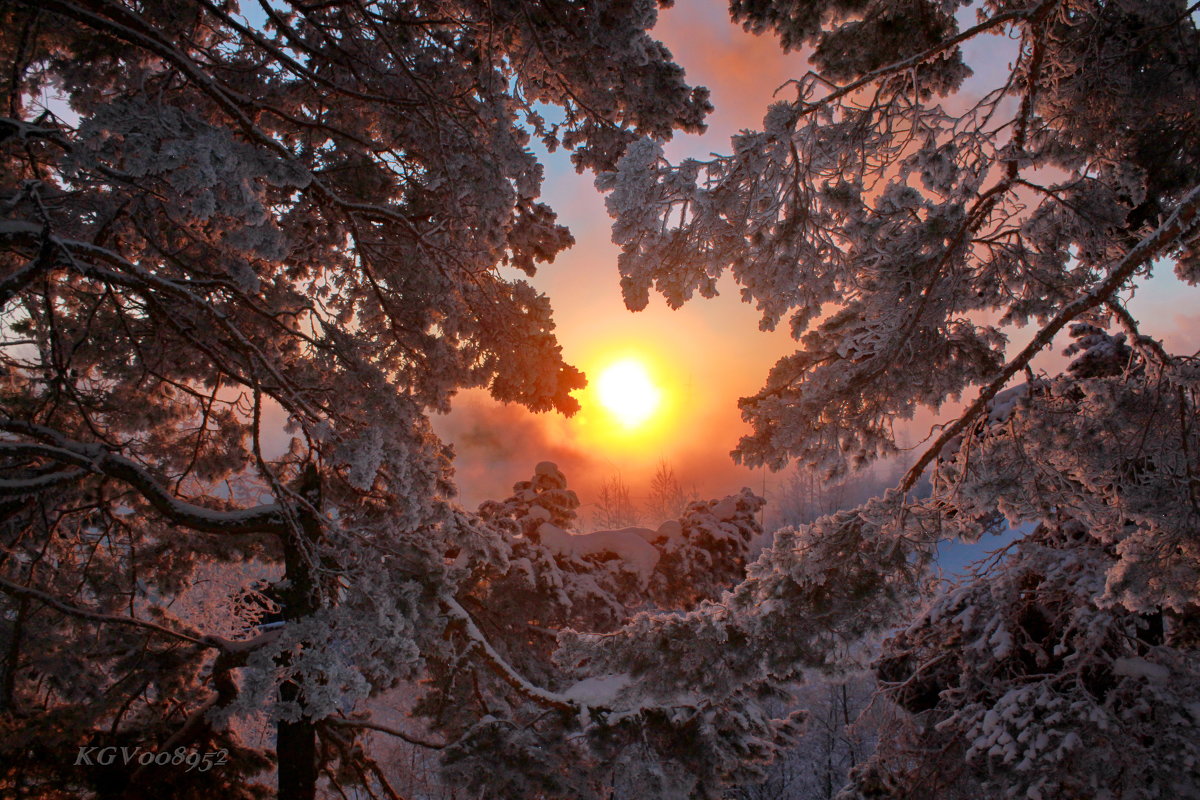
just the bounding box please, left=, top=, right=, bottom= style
left=585, top=2, right=1200, bottom=795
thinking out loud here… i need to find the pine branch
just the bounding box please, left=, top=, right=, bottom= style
left=902, top=180, right=1200, bottom=492
left=0, top=418, right=288, bottom=535
left=0, top=575, right=218, bottom=650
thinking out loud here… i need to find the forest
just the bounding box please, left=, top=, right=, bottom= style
left=2, top=0, right=1199, bottom=798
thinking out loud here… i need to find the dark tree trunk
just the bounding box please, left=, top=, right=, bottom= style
left=275, top=465, right=324, bottom=800
left=1, top=596, right=28, bottom=712
left=277, top=678, right=318, bottom=800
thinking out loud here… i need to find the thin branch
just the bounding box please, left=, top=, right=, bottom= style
left=0, top=221, right=322, bottom=421
left=0, top=576, right=216, bottom=650
left=1106, top=299, right=1172, bottom=366
left=793, top=3, right=1050, bottom=120
left=324, top=717, right=447, bottom=750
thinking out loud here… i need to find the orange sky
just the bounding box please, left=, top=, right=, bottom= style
left=437, top=2, right=808, bottom=517
left=436, top=0, right=1200, bottom=523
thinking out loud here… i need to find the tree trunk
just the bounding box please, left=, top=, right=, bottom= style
left=276, top=465, right=324, bottom=800
left=1, top=596, right=28, bottom=712
left=277, top=678, right=317, bottom=800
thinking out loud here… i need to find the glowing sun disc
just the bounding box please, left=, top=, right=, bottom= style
left=596, top=359, right=661, bottom=428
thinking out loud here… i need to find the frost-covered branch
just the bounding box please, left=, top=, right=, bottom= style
left=787, top=3, right=1048, bottom=117
left=442, top=595, right=582, bottom=713
left=0, top=575, right=218, bottom=650
left=0, top=418, right=287, bottom=535
left=1, top=0, right=717, bottom=796
left=902, top=180, right=1200, bottom=491
left=0, top=220, right=321, bottom=420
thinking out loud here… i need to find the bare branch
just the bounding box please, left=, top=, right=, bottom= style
left=324, top=717, right=447, bottom=750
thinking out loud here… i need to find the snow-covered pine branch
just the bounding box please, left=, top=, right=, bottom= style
left=594, top=0, right=1200, bottom=796
left=0, top=2, right=712, bottom=797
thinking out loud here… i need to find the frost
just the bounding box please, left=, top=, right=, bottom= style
left=10, top=0, right=1200, bottom=798
left=342, top=427, right=385, bottom=491
left=1, top=1, right=719, bottom=794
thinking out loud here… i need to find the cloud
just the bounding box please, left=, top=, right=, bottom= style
left=655, top=2, right=810, bottom=160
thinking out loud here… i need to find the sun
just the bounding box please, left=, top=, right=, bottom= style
left=595, top=359, right=662, bottom=428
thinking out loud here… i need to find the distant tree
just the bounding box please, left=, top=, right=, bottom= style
left=771, top=462, right=850, bottom=529
left=643, top=459, right=694, bottom=523
left=584, top=0, right=1200, bottom=796
left=0, top=1, right=710, bottom=797
left=726, top=673, right=889, bottom=800
left=594, top=473, right=642, bottom=529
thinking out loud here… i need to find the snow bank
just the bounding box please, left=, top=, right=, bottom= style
left=562, top=672, right=632, bottom=706
left=537, top=523, right=661, bottom=584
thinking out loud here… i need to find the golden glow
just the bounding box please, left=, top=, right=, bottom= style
left=595, top=359, right=662, bottom=429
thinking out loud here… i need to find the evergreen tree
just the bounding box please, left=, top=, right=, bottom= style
left=587, top=0, right=1200, bottom=796
left=0, top=2, right=709, bottom=796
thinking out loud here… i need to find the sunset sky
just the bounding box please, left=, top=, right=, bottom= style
left=437, top=1, right=804, bottom=516
left=437, top=0, right=1200, bottom=521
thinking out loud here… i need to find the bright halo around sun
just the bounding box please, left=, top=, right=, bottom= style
left=595, top=359, right=662, bottom=429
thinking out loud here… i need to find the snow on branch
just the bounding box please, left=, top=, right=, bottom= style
left=0, top=467, right=88, bottom=495
left=789, top=3, right=1048, bottom=118
left=902, top=180, right=1200, bottom=492
left=0, top=418, right=287, bottom=535
left=441, top=595, right=583, bottom=714
left=0, top=575, right=219, bottom=651
left=0, top=220, right=320, bottom=420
